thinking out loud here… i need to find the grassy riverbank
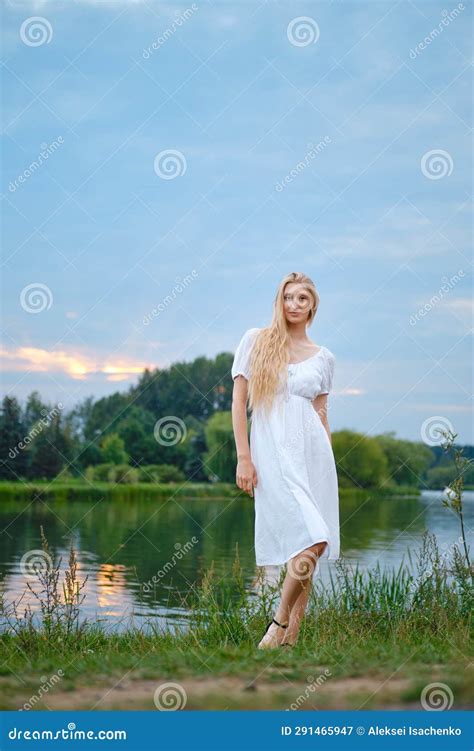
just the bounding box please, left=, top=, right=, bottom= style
left=0, top=480, right=421, bottom=503
left=0, top=479, right=238, bottom=502
left=0, top=531, right=472, bottom=711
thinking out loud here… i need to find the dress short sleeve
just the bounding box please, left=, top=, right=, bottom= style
left=319, top=349, right=335, bottom=395
left=231, top=328, right=260, bottom=381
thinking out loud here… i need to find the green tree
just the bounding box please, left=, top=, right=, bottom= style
left=28, top=414, right=73, bottom=480
left=100, top=433, right=128, bottom=465
left=132, top=354, right=234, bottom=423
left=139, top=464, right=186, bottom=483
left=183, top=416, right=208, bottom=481
left=0, top=396, right=28, bottom=480
left=83, top=392, right=131, bottom=443
left=115, top=406, right=159, bottom=466
left=332, top=430, right=389, bottom=488
left=377, top=431, right=434, bottom=487
left=425, top=464, right=458, bottom=489
left=63, top=396, right=100, bottom=475
left=24, top=391, right=48, bottom=431
left=202, top=411, right=237, bottom=483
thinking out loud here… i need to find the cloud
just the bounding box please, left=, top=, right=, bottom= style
left=341, top=387, right=365, bottom=396
left=444, top=297, right=473, bottom=315
left=323, top=200, right=471, bottom=261
left=0, top=346, right=153, bottom=381
left=11, top=0, right=150, bottom=6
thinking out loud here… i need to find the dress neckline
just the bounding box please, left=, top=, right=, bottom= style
left=288, top=345, right=325, bottom=366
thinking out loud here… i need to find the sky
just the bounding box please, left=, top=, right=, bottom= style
left=1, top=0, right=472, bottom=443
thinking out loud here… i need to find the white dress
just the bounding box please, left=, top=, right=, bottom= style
left=232, top=327, right=340, bottom=568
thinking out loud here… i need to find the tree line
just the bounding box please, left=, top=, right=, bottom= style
left=0, top=352, right=471, bottom=489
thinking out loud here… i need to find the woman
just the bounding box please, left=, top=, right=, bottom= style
left=231, top=271, right=340, bottom=649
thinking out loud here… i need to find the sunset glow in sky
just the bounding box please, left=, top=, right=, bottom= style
left=2, top=0, right=472, bottom=441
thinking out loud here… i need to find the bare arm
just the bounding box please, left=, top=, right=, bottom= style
left=311, top=393, right=332, bottom=445
left=231, top=375, right=258, bottom=497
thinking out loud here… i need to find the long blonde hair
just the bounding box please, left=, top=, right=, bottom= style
left=247, top=272, right=320, bottom=414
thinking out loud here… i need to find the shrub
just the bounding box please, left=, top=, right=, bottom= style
left=90, top=463, right=116, bottom=482
left=138, top=464, right=162, bottom=483
left=138, top=464, right=185, bottom=483
left=84, top=466, right=95, bottom=482
left=112, top=464, right=139, bottom=484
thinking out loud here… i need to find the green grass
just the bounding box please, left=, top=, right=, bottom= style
left=0, top=530, right=472, bottom=710
left=0, top=602, right=471, bottom=710
left=0, top=480, right=238, bottom=502
left=0, top=480, right=421, bottom=503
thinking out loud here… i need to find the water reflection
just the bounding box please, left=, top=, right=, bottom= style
left=0, top=489, right=472, bottom=630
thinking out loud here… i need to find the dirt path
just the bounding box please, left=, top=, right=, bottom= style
left=4, top=673, right=422, bottom=711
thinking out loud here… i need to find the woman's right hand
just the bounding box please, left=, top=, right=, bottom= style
left=236, top=457, right=258, bottom=498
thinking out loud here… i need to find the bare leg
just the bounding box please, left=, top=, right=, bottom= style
left=283, top=584, right=311, bottom=644
left=276, top=541, right=326, bottom=623
left=257, top=541, right=327, bottom=649
left=284, top=542, right=327, bottom=644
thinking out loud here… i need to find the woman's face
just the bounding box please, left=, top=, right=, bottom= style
left=283, top=283, right=313, bottom=323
